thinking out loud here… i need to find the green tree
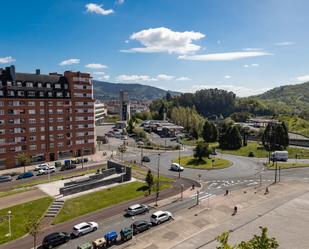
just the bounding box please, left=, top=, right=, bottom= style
left=145, top=170, right=154, bottom=194
left=127, top=117, right=136, bottom=134
left=194, top=142, right=210, bottom=161
left=203, top=120, right=218, bottom=142
left=219, top=125, right=242, bottom=150
left=16, top=153, right=31, bottom=173
left=118, top=143, right=127, bottom=161
left=26, top=216, right=41, bottom=249
left=217, top=227, right=279, bottom=249
left=262, top=122, right=289, bottom=151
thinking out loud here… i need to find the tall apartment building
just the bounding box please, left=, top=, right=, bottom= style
left=0, top=65, right=95, bottom=169
left=119, top=91, right=130, bottom=121
left=94, top=100, right=107, bottom=124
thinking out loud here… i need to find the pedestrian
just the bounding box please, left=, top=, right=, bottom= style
left=224, top=190, right=229, bottom=196
left=192, top=184, right=195, bottom=190
left=232, top=206, right=238, bottom=216
left=265, top=187, right=269, bottom=195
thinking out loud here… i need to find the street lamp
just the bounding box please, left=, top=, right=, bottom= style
left=7, top=211, right=11, bottom=237
left=131, top=216, right=135, bottom=240
left=178, top=145, right=181, bottom=178
left=155, top=153, right=161, bottom=206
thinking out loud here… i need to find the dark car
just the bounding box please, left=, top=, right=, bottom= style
left=142, top=156, right=150, bottom=163
left=132, top=220, right=151, bottom=235
left=42, top=232, right=70, bottom=248
left=0, top=175, right=12, bottom=183
left=17, top=171, right=34, bottom=180
left=60, top=164, right=77, bottom=171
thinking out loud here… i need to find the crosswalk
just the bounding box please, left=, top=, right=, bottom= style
left=190, top=191, right=216, bottom=202
left=207, top=179, right=273, bottom=190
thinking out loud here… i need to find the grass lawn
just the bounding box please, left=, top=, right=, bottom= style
left=0, top=187, right=36, bottom=198
left=0, top=197, right=53, bottom=245
left=53, top=181, right=171, bottom=224
left=180, top=138, right=219, bottom=148
left=14, top=168, right=99, bottom=189
left=267, top=162, right=309, bottom=169
left=174, top=156, right=231, bottom=170
left=217, top=141, right=309, bottom=159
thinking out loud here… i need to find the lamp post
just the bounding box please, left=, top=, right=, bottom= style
left=155, top=153, right=161, bottom=206
left=7, top=211, right=11, bottom=237
left=140, top=147, right=143, bottom=165
left=178, top=146, right=181, bottom=178
left=131, top=216, right=135, bottom=240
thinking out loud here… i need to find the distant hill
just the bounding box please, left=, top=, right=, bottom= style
left=93, top=80, right=180, bottom=100
left=256, top=81, right=309, bottom=116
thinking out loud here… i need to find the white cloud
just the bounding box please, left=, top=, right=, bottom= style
left=59, top=58, right=80, bottom=66
left=176, top=76, right=191, bottom=81
left=296, top=75, right=309, bottom=82
left=224, top=75, right=231, bottom=79
left=244, top=63, right=260, bottom=68
left=116, top=0, right=124, bottom=4
left=186, top=84, right=270, bottom=97
left=125, top=40, right=130, bottom=44
left=243, top=48, right=263, bottom=51
left=93, top=71, right=106, bottom=75
left=0, top=56, right=15, bottom=64
left=85, top=3, right=114, bottom=15
left=125, top=27, right=205, bottom=54
left=156, top=74, right=174, bottom=81
left=116, top=74, right=157, bottom=82
left=116, top=73, right=189, bottom=82
left=178, top=51, right=272, bottom=61
left=98, top=75, right=110, bottom=81
left=85, top=63, right=107, bottom=69
left=275, top=41, right=295, bottom=46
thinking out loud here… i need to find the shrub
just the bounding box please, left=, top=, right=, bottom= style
left=248, top=151, right=255, bottom=157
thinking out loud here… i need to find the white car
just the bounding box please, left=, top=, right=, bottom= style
left=35, top=163, right=49, bottom=171
left=150, top=211, right=173, bottom=225
left=37, top=165, right=56, bottom=175
left=72, top=222, right=98, bottom=237
left=127, top=204, right=149, bottom=216
left=170, top=163, right=184, bottom=172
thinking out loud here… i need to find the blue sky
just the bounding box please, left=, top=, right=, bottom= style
left=1, top=0, right=309, bottom=96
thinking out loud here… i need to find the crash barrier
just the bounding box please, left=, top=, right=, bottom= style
left=60, top=160, right=131, bottom=196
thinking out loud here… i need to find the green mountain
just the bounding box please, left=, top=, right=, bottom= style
left=256, top=81, right=309, bottom=116
left=93, top=80, right=180, bottom=100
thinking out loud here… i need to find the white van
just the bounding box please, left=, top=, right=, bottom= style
left=270, top=151, right=288, bottom=162
left=170, top=163, right=184, bottom=172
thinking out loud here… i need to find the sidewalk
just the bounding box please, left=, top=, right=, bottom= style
left=117, top=180, right=309, bottom=249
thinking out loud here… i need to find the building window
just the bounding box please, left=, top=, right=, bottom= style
left=29, top=118, right=36, bottom=124
left=0, top=110, right=4, bottom=115
left=40, top=101, right=44, bottom=106
left=28, top=91, right=35, bottom=97
left=57, top=109, right=63, bottom=114
left=29, top=127, right=36, bottom=133
left=18, top=91, right=25, bottom=97
left=57, top=134, right=64, bottom=139
left=41, top=144, right=45, bottom=149
left=0, top=148, right=6, bottom=154
left=41, top=135, right=45, bottom=141
left=39, top=92, right=44, bottom=97
left=29, top=109, right=36, bottom=115
left=0, top=101, right=3, bottom=106
left=8, top=90, right=15, bottom=96
left=57, top=126, right=63, bottom=131
left=37, top=82, right=42, bottom=88
left=48, top=92, right=53, bottom=97
left=0, top=120, right=4, bottom=125
left=26, top=82, right=33, bottom=87
left=49, top=126, right=54, bottom=131
left=49, top=118, right=53, bottom=123
left=0, top=129, right=5, bottom=135
left=46, top=83, right=51, bottom=88
left=48, top=109, right=53, bottom=114
left=55, top=84, right=61, bottom=89
left=29, top=145, right=36, bottom=151
left=57, top=101, right=63, bottom=106
left=56, top=92, right=63, bottom=97
left=40, top=127, right=45, bottom=132
left=39, top=109, right=44, bottom=115
left=57, top=142, right=64, bottom=148
left=50, top=143, right=54, bottom=148
left=29, top=136, right=36, bottom=141
left=57, top=117, right=63, bottom=122
left=28, top=101, right=35, bottom=106
left=40, top=118, right=45, bottom=124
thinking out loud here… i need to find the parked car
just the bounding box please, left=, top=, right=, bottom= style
left=42, top=232, right=70, bottom=249
left=60, top=164, right=77, bottom=171
left=72, top=222, right=98, bottom=238
left=127, top=204, right=149, bottom=216
left=35, top=163, right=49, bottom=171
left=142, top=156, right=150, bottom=163
left=37, top=166, right=56, bottom=176
left=55, top=161, right=62, bottom=168
left=271, top=151, right=288, bottom=162
left=170, top=163, right=184, bottom=172
left=92, top=237, right=106, bottom=249
left=0, top=175, right=12, bottom=183
left=137, top=141, right=144, bottom=146
left=120, top=227, right=133, bottom=242
left=17, top=171, right=34, bottom=180
left=150, top=211, right=173, bottom=225
left=132, top=220, right=151, bottom=234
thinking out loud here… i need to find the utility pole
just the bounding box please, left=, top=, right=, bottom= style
left=196, top=190, right=200, bottom=205
left=274, top=161, right=278, bottom=183
left=279, top=166, right=281, bottom=182
left=180, top=184, right=184, bottom=200
left=140, top=147, right=143, bottom=165
left=178, top=146, right=181, bottom=178
left=81, top=147, right=84, bottom=170
left=155, top=153, right=161, bottom=206
left=7, top=211, right=11, bottom=237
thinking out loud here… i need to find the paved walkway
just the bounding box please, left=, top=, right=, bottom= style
left=0, top=188, right=47, bottom=209
left=117, top=180, right=309, bottom=249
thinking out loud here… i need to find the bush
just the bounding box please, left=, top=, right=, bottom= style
left=248, top=151, right=255, bottom=157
